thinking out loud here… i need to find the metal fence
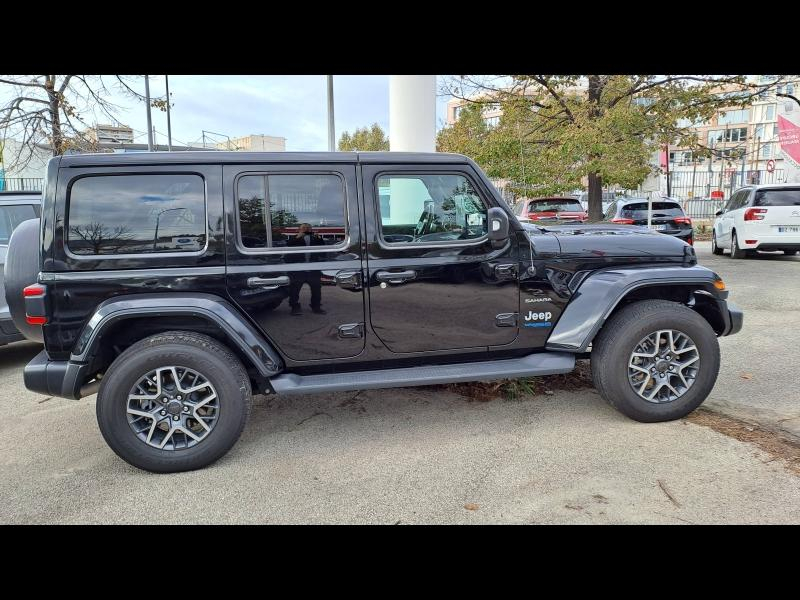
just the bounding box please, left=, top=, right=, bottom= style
left=680, top=198, right=727, bottom=219
left=667, top=168, right=784, bottom=201
left=0, top=177, right=44, bottom=192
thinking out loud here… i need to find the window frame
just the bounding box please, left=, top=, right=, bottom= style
left=64, top=171, right=209, bottom=261
left=233, top=170, right=350, bottom=256
left=373, top=170, right=491, bottom=249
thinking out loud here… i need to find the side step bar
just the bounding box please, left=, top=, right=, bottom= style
left=269, top=352, right=576, bottom=395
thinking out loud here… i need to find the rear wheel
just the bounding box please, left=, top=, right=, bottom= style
left=96, top=331, right=251, bottom=473
left=711, top=231, right=724, bottom=255
left=729, top=231, right=751, bottom=259
left=783, top=249, right=799, bottom=256
left=591, top=300, right=720, bottom=423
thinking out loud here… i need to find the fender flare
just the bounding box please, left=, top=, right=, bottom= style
left=72, top=293, right=283, bottom=377
left=545, top=265, right=730, bottom=352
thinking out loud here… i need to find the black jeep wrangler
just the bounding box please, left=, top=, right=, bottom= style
left=5, top=151, right=743, bottom=473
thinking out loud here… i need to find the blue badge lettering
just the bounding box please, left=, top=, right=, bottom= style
left=523, top=310, right=553, bottom=328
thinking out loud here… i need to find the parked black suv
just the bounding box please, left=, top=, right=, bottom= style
left=5, top=152, right=742, bottom=472
left=603, top=197, right=694, bottom=245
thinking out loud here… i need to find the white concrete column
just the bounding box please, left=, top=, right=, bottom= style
left=389, top=75, right=436, bottom=152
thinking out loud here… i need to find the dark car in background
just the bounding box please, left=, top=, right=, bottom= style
left=0, top=191, right=42, bottom=345
left=513, top=196, right=588, bottom=224
left=603, top=197, right=693, bottom=245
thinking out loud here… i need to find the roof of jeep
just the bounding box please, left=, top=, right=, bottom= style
left=59, top=151, right=472, bottom=167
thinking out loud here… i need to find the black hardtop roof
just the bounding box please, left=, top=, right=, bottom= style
left=60, top=151, right=472, bottom=168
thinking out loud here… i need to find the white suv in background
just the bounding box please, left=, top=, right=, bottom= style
left=712, top=184, right=800, bottom=258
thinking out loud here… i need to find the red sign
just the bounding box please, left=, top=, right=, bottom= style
left=767, top=159, right=776, bottom=173
left=778, top=115, right=800, bottom=165
left=710, top=190, right=724, bottom=199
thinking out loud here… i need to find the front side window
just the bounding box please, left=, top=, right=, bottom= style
left=237, top=173, right=346, bottom=249
left=376, top=173, right=487, bottom=244
left=67, top=174, right=206, bottom=255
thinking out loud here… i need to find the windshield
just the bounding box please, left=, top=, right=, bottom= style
left=753, top=188, right=800, bottom=207
left=620, top=202, right=683, bottom=219
left=528, top=200, right=583, bottom=213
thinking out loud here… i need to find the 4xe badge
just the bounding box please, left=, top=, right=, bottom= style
left=523, top=310, right=552, bottom=328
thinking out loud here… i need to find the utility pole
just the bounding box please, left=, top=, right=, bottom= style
left=327, top=75, right=335, bottom=152
left=165, top=75, right=173, bottom=151
left=144, top=75, right=154, bottom=152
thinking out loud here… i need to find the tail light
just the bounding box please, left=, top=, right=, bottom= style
left=686, top=237, right=693, bottom=246
left=612, top=218, right=635, bottom=224
left=23, top=284, right=48, bottom=326
left=674, top=216, right=692, bottom=225
left=744, top=208, right=767, bottom=221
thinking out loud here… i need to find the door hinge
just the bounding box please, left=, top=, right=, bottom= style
left=338, top=323, right=364, bottom=339
left=495, top=313, right=518, bottom=327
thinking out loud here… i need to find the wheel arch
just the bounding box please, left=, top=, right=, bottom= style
left=546, top=266, right=731, bottom=353
left=73, top=293, right=283, bottom=390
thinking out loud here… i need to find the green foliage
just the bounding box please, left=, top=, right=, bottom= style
left=338, top=123, right=390, bottom=151
left=438, top=75, right=786, bottom=217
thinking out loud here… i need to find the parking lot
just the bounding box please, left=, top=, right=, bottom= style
left=0, top=241, right=798, bottom=524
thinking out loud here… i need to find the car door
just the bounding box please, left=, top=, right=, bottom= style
left=718, top=192, right=740, bottom=245
left=362, top=164, right=519, bottom=354
left=224, top=163, right=366, bottom=363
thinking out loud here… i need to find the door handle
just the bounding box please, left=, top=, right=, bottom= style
left=335, top=270, right=362, bottom=290
left=494, top=263, right=518, bottom=280
left=375, top=270, right=417, bottom=284
left=247, top=275, right=290, bottom=289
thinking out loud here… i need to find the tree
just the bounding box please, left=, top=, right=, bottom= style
left=0, top=75, right=164, bottom=172
left=69, top=222, right=133, bottom=254
left=338, top=123, right=389, bottom=151
left=440, top=75, right=788, bottom=221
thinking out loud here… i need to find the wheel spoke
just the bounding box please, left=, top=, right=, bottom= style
left=126, top=365, right=219, bottom=451
left=628, top=329, right=700, bottom=404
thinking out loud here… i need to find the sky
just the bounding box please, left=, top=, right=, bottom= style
left=24, top=75, right=454, bottom=151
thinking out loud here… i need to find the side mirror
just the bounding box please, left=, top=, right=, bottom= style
left=715, top=210, right=724, bottom=216
left=488, top=207, right=509, bottom=243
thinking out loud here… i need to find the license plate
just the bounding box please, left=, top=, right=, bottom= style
left=649, top=224, right=667, bottom=231
left=776, top=226, right=800, bottom=233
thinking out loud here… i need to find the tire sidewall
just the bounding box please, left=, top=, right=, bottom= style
left=96, top=341, right=249, bottom=473
left=598, top=309, right=720, bottom=422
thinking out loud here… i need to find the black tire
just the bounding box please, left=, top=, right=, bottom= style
left=96, top=331, right=252, bottom=473
left=591, top=299, right=720, bottom=423
left=711, top=231, right=724, bottom=255
left=783, top=250, right=799, bottom=256
left=4, top=218, right=43, bottom=342
left=729, top=231, right=749, bottom=259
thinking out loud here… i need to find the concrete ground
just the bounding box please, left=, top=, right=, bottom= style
left=1, top=240, right=798, bottom=524
left=694, top=241, right=800, bottom=440
left=1, top=339, right=799, bottom=524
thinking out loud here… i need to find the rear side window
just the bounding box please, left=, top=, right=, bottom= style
left=620, top=202, right=684, bottom=219
left=67, top=174, right=206, bottom=255
left=753, top=188, right=800, bottom=207
left=0, top=204, right=37, bottom=244
left=528, top=199, right=583, bottom=213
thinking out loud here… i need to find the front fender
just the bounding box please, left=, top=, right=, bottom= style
left=545, top=265, right=732, bottom=352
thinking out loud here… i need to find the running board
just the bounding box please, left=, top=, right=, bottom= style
left=269, top=352, right=575, bottom=395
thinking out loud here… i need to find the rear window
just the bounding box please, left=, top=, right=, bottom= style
left=528, top=199, right=583, bottom=213
left=0, top=204, right=37, bottom=245
left=620, top=202, right=684, bottom=219
left=753, top=188, right=800, bottom=207
left=67, top=174, right=206, bottom=255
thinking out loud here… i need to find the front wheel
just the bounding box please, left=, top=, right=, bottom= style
left=711, top=231, right=724, bottom=255
left=96, top=331, right=252, bottom=473
left=591, top=300, right=720, bottom=423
